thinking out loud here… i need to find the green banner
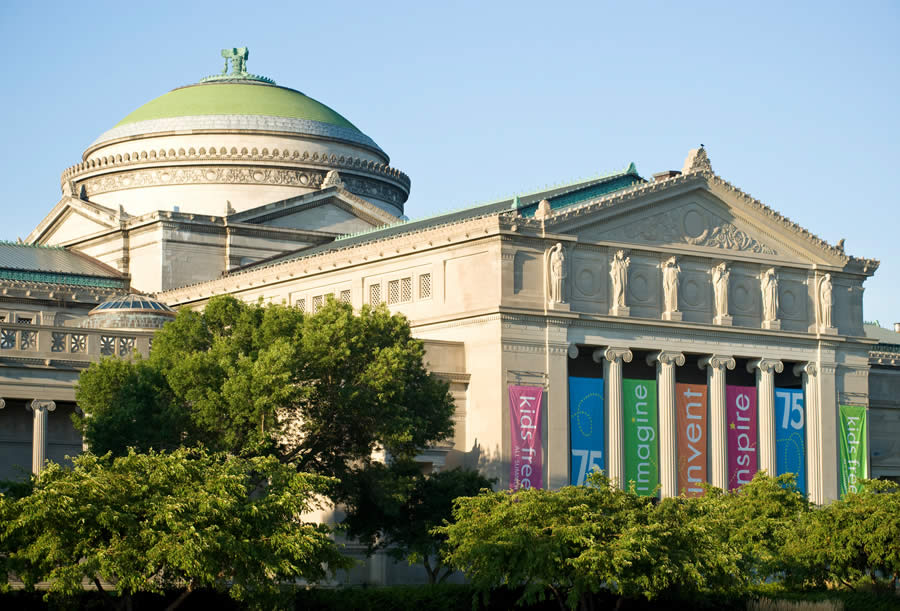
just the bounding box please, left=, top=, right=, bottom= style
left=623, top=378, right=659, bottom=496
left=839, top=404, right=868, bottom=497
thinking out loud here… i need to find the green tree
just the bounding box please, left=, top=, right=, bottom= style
left=786, top=479, right=900, bottom=589
left=440, top=473, right=765, bottom=609
left=0, top=448, right=351, bottom=608
left=693, top=472, right=809, bottom=582
left=76, top=296, right=456, bottom=515
left=344, top=464, right=495, bottom=584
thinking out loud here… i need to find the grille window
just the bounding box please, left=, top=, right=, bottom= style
left=419, top=273, right=432, bottom=299
left=313, top=295, right=324, bottom=312
left=388, top=280, right=400, bottom=304
left=400, top=277, right=412, bottom=302
left=370, top=283, right=382, bottom=304
left=296, top=298, right=306, bottom=312
left=340, top=289, right=351, bottom=304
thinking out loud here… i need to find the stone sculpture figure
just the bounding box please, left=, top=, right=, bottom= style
left=610, top=250, right=630, bottom=309
left=662, top=256, right=680, bottom=313
left=817, top=273, right=833, bottom=329
left=712, top=262, right=730, bottom=318
left=548, top=243, right=567, bottom=305
left=761, top=268, right=779, bottom=322
left=221, top=47, right=249, bottom=76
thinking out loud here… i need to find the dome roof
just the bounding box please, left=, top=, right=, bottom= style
left=91, top=81, right=383, bottom=154
left=86, top=293, right=176, bottom=331
left=89, top=293, right=176, bottom=316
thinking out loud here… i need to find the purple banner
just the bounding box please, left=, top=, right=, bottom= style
left=509, top=385, right=543, bottom=490
left=727, top=385, right=758, bottom=490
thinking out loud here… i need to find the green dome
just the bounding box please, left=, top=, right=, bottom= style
left=115, top=82, right=359, bottom=130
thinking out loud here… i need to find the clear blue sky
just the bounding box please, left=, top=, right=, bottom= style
left=1, top=1, right=898, bottom=326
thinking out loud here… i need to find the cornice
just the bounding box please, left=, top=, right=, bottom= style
left=62, top=145, right=411, bottom=192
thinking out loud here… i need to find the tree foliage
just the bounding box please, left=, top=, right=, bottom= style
left=75, top=296, right=456, bottom=513
left=439, top=472, right=830, bottom=609
left=785, top=478, right=900, bottom=589
left=343, top=464, right=495, bottom=584
left=0, top=448, right=351, bottom=608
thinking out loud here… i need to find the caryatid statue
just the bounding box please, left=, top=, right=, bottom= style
left=547, top=243, right=567, bottom=305
left=712, top=262, right=730, bottom=319
left=761, top=267, right=779, bottom=322
left=662, top=256, right=680, bottom=314
left=817, top=273, right=833, bottom=329
left=610, top=250, right=630, bottom=310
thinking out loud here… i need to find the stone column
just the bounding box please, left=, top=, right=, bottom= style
left=647, top=351, right=685, bottom=497
left=747, top=359, right=783, bottom=477
left=28, top=399, right=56, bottom=475
left=699, top=355, right=736, bottom=490
left=794, top=362, right=820, bottom=504
left=596, top=347, right=632, bottom=489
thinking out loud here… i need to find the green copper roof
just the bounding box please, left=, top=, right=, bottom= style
left=114, top=82, right=360, bottom=131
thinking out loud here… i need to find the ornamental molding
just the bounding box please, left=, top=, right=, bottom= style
left=62, top=146, right=411, bottom=191
left=647, top=350, right=686, bottom=367
left=793, top=362, right=818, bottom=377
left=699, top=355, right=736, bottom=371
left=747, top=358, right=785, bottom=374
left=79, top=166, right=407, bottom=206
left=28, top=399, right=56, bottom=412
left=620, top=204, right=777, bottom=255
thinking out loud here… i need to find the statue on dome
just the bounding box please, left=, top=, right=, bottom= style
left=220, top=47, right=249, bottom=76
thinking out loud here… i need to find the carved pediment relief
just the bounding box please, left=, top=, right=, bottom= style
left=578, top=200, right=784, bottom=257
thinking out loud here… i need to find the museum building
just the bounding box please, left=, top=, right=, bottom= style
left=2, top=50, right=899, bottom=535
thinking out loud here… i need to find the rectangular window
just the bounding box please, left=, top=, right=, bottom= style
left=16, top=317, right=32, bottom=325
left=388, top=279, right=400, bottom=304
left=400, top=277, right=412, bottom=303
left=369, top=284, right=382, bottom=304
left=313, top=295, right=323, bottom=312
left=296, top=298, right=306, bottom=312
left=419, top=273, right=432, bottom=299
left=340, top=289, right=351, bottom=304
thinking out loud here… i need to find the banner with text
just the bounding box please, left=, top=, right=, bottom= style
left=676, top=383, right=708, bottom=496
left=623, top=378, right=659, bottom=496
left=568, top=377, right=605, bottom=486
left=775, top=387, right=806, bottom=494
left=727, top=385, right=758, bottom=490
left=509, top=385, right=544, bottom=490
left=839, top=404, right=868, bottom=497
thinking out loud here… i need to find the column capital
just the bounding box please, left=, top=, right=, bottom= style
left=747, top=358, right=784, bottom=374
left=596, top=346, right=633, bottom=364
left=0, top=398, right=5, bottom=409
left=699, top=355, right=736, bottom=371
left=28, top=399, right=56, bottom=413
left=647, top=350, right=685, bottom=367
left=793, top=362, right=817, bottom=377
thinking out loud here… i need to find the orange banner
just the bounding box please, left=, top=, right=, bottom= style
left=676, top=383, right=708, bottom=496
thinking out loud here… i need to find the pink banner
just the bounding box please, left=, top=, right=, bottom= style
left=727, top=385, right=758, bottom=490
left=509, top=385, right=543, bottom=490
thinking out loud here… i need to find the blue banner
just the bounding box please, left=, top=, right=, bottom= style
left=774, top=387, right=806, bottom=495
left=569, top=377, right=605, bottom=486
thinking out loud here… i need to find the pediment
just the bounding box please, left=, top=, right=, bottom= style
left=547, top=174, right=847, bottom=267
left=231, top=188, right=398, bottom=235
left=28, top=197, right=119, bottom=246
